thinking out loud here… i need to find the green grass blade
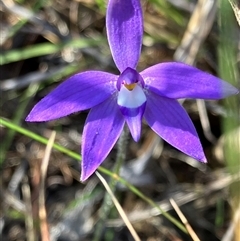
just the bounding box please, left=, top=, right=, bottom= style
left=0, top=38, right=105, bottom=65
left=218, top=0, right=240, bottom=222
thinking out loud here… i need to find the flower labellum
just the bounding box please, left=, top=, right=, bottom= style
left=26, top=0, right=239, bottom=181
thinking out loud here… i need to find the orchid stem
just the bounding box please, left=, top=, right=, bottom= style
left=114, top=125, right=129, bottom=175
left=93, top=126, right=129, bottom=241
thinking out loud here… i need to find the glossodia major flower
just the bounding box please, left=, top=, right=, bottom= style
left=26, top=0, right=238, bottom=181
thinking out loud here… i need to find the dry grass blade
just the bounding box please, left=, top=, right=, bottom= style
left=228, top=0, right=240, bottom=25
left=22, top=177, right=35, bottom=241
left=196, top=99, right=217, bottom=144
left=39, top=131, right=56, bottom=241
left=170, top=198, right=201, bottom=241
left=174, top=0, right=217, bottom=64
left=221, top=203, right=240, bottom=241
left=95, top=171, right=141, bottom=241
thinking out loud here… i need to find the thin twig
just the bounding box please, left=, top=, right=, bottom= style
left=22, top=176, right=35, bottom=241
left=96, top=172, right=141, bottom=241
left=39, top=131, right=56, bottom=241
left=170, top=198, right=201, bottom=241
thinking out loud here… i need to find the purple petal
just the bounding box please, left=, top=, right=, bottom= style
left=141, top=62, right=239, bottom=99
left=81, top=95, right=125, bottom=181
left=26, top=71, right=117, bottom=122
left=106, top=0, right=143, bottom=72
left=144, top=91, right=207, bottom=162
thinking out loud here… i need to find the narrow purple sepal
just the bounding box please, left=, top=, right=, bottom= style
left=144, top=92, right=207, bottom=162
left=26, top=71, right=117, bottom=122
left=119, top=102, right=146, bottom=142
left=141, top=62, right=239, bottom=99
left=106, top=0, right=143, bottom=72
left=80, top=95, right=125, bottom=181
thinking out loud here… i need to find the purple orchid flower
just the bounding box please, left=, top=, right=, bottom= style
left=26, top=0, right=238, bottom=181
